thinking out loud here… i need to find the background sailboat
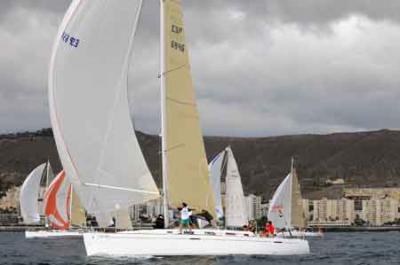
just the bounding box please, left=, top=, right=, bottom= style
left=25, top=170, right=87, bottom=238
left=268, top=158, right=321, bottom=237
left=20, top=163, right=49, bottom=224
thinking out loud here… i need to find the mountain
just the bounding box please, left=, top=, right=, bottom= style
left=1, top=128, right=400, bottom=200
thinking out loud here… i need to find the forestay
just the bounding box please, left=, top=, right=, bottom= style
left=20, top=163, right=47, bottom=224
left=224, top=147, right=248, bottom=227
left=48, top=0, right=159, bottom=225
left=208, top=151, right=226, bottom=219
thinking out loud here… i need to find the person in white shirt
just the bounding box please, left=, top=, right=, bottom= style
left=179, top=202, right=192, bottom=234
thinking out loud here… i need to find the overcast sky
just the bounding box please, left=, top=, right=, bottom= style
left=1, top=0, right=400, bottom=137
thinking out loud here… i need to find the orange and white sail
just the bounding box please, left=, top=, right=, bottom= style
left=44, top=170, right=72, bottom=230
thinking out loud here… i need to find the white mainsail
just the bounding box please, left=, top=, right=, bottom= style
left=20, top=163, right=47, bottom=224
left=208, top=150, right=226, bottom=219
left=48, top=0, right=159, bottom=226
left=224, top=147, right=248, bottom=227
left=268, top=163, right=306, bottom=230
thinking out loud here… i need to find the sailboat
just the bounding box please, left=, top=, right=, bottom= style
left=25, top=170, right=86, bottom=238
left=20, top=162, right=51, bottom=225
left=49, top=0, right=310, bottom=256
left=268, top=158, right=322, bottom=238
left=209, top=147, right=249, bottom=228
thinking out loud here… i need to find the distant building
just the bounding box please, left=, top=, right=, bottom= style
left=325, top=178, right=345, bottom=185
left=245, top=194, right=262, bottom=220
left=344, top=188, right=400, bottom=201
left=260, top=202, right=269, bottom=218
left=309, top=198, right=354, bottom=226
left=361, top=198, right=399, bottom=226
left=0, top=186, right=20, bottom=211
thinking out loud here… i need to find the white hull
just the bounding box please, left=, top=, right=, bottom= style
left=83, top=229, right=310, bottom=256
left=277, top=230, right=323, bottom=238
left=25, top=230, right=83, bottom=239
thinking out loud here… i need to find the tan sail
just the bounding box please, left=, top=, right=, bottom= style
left=291, top=168, right=306, bottom=228
left=115, top=209, right=133, bottom=230
left=162, top=0, right=215, bottom=216
left=70, top=189, right=86, bottom=227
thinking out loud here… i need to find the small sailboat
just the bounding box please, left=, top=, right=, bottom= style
left=25, top=171, right=86, bottom=238
left=209, top=147, right=249, bottom=228
left=20, top=162, right=51, bottom=225
left=268, top=158, right=322, bottom=238
left=208, top=146, right=249, bottom=228
left=49, top=0, right=309, bottom=256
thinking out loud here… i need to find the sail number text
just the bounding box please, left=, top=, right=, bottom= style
left=62, top=31, right=80, bottom=48
left=171, top=25, right=184, bottom=52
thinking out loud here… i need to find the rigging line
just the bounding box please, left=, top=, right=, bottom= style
left=158, top=63, right=188, bottom=78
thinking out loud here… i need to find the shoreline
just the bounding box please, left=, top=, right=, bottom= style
left=2, top=225, right=400, bottom=233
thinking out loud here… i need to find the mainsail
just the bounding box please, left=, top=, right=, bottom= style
left=268, top=163, right=306, bottom=229
left=224, top=147, right=248, bottom=227
left=48, top=0, right=159, bottom=226
left=161, top=0, right=216, bottom=217
left=208, top=150, right=226, bottom=219
left=70, top=188, right=86, bottom=227
left=20, top=163, right=47, bottom=224
left=291, top=168, right=306, bottom=228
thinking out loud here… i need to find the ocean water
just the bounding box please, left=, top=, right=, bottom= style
left=0, top=231, right=399, bottom=265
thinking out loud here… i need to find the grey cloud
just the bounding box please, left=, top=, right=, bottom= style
left=2, top=1, right=400, bottom=137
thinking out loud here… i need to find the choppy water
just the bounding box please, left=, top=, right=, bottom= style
left=0, top=232, right=399, bottom=264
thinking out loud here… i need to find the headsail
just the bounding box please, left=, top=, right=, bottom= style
left=161, top=0, right=216, bottom=216
left=48, top=0, right=159, bottom=224
left=19, top=163, right=47, bottom=224
left=268, top=173, right=291, bottom=229
left=44, top=171, right=71, bottom=230
left=224, top=147, right=248, bottom=227
left=208, top=150, right=226, bottom=219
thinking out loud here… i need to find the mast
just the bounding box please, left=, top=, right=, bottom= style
left=160, top=0, right=169, bottom=228
left=69, top=185, right=73, bottom=228
left=289, top=156, right=294, bottom=229
left=45, top=160, right=50, bottom=227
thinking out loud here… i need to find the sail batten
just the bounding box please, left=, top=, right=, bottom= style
left=49, top=0, right=159, bottom=224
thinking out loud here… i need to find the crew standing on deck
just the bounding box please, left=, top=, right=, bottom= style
left=179, top=202, right=192, bottom=234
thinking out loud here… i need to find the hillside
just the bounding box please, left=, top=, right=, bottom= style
left=1, top=128, right=400, bottom=200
